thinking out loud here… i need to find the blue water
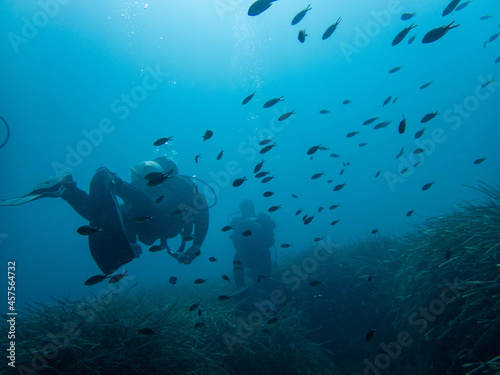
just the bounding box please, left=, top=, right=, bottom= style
left=0, top=0, right=499, bottom=311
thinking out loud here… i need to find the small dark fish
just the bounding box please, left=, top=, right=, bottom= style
left=263, top=96, right=284, bottom=108
left=254, top=159, right=265, bottom=173
left=279, top=110, right=295, bottom=121
left=281, top=243, right=293, bottom=248
left=314, top=237, right=323, bottom=242
left=414, top=128, right=426, bottom=139
left=222, top=275, right=231, bottom=282
left=406, top=210, right=414, bottom=217
left=481, top=79, right=494, bottom=88
left=298, top=29, right=308, bottom=43
left=329, top=204, right=340, bottom=210
left=216, top=150, right=224, bottom=160
left=263, top=191, right=275, bottom=197
left=307, top=144, right=322, bottom=155
left=232, top=260, right=243, bottom=265
left=255, top=171, right=270, bottom=178
left=396, top=147, right=405, bottom=159
left=421, top=111, right=439, bottom=123
left=444, top=250, right=452, bottom=260
left=374, top=121, right=391, bottom=130
left=371, top=229, right=379, bottom=234
left=77, top=225, right=101, bottom=236
left=400, top=167, right=409, bottom=174
left=489, top=32, right=500, bottom=43
left=495, top=57, right=500, bottom=64
left=194, top=278, right=207, bottom=284
left=368, top=273, right=375, bottom=282
left=375, top=171, right=381, bottom=178
left=242, top=91, right=256, bottom=105
left=138, top=328, right=156, bottom=335
left=189, top=302, right=200, bottom=312
left=295, top=209, right=303, bottom=216
left=322, top=17, right=342, bottom=40
left=398, top=115, right=406, bottom=134
left=401, top=12, right=416, bottom=21
left=422, top=21, right=459, bottom=43
left=194, top=322, right=205, bottom=329
left=442, top=0, right=461, bottom=17
left=169, top=276, right=177, bottom=284
left=420, top=81, right=433, bottom=90
left=262, top=176, right=275, bottom=183
left=346, top=131, right=360, bottom=138
left=268, top=205, right=282, bottom=212
left=257, top=274, right=267, bottom=283
left=198, top=309, right=203, bottom=316
left=153, top=136, right=173, bottom=146
left=413, top=148, right=425, bottom=154
left=318, top=206, right=324, bottom=213
left=155, top=195, right=165, bottom=204
left=312, top=172, right=324, bottom=180
left=455, top=0, right=471, bottom=11
left=182, top=235, right=195, bottom=242
left=149, top=245, right=164, bottom=253
left=171, top=208, right=185, bottom=217
left=479, top=15, right=493, bottom=20
left=392, top=96, right=399, bottom=104
left=259, top=139, right=273, bottom=146
left=319, top=146, right=329, bottom=151
left=363, top=117, right=379, bottom=125
left=232, top=177, right=247, bottom=187
left=383, top=96, right=392, bottom=107
left=222, top=225, right=233, bottom=232
left=408, top=34, right=416, bottom=44
left=266, top=317, right=279, bottom=324
left=208, top=257, right=218, bottom=262
left=260, top=143, right=277, bottom=154
left=339, top=169, right=345, bottom=175
left=304, top=215, right=315, bottom=225
left=388, top=66, right=403, bottom=74
left=319, top=109, right=330, bottom=114
left=422, top=182, right=435, bottom=191
left=195, top=154, right=201, bottom=163
left=134, top=215, right=153, bottom=222
left=333, top=182, right=347, bottom=191
left=84, top=274, right=108, bottom=286
left=242, top=230, right=252, bottom=237
left=473, top=158, right=486, bottom=165
left=330, top=219, right=340, bottom=226
left=248, top=0, right=277, bottom=16
left=292, top=194, right=299, bottom=198
left=291, top=3, right=312, bottom=25
left=309, top=280, right=324, bottom=286
left=414, top=161, right=421, bottom=167
left=366, top=329, right=376, bottom=342
left=343, top=161, right=350, bottom=167
left=202, top=129, right=213, bottom=141
left=147, top=174, right=170, bottom=187
left=218, top=295, right=231, bottom=301
left=343, top=99, right=352, bottom=105
left=359, top=143, right=368, bottom=147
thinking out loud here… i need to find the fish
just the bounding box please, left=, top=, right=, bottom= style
left=444, top=251, right=452, bottom=260
left=202, top=129, right=213, bottom=141
left=312, top=172, right=325, bottom=180
left=473, top=158, right=486, bottom=165
left=149, top=245, right=164, bottom=252
left=169, top=276, right=177, bottom=284
left=263, top=96, right=284, bottom=108
left=259, top=139, right=273, bottom=146
left=155, top=195, right=165, bottom=204
left=455, top=0, right=471, bottom=11
left=392, top=96, right=399, bottom=104
left=333, top=182, right=347, bottom=191
left=388, top=66, right=403, bottom=73
left=268, top=205, right=282, bottom=212
left=329, top=204, right=340, bottom=210
left=422, top=21, right=459, bottom=43
left=255, top=171, right=270, bottom=178
left=147, top=173, right=172, bottom=187
left=414, top=161, right=421, bottom=168
left=182, top=235, right=195, bottom=242
left=496, top=57, right=500, bottom=64
left=232, top=177, right=247, bottom=187
left=242, top=230, right=252, bottom=236
left=420, top=81, right=433, bottom=90
left=309, top=280, right=324, bottom=286
left=363, top=117, right=379, bottom=126
left=233, top=260, right=243, bottom=265
left=260, top=143, right=277, bottom=154
left=413, top=148, right=425, bottom=154
left=422, top=182, right=435, bottom=191
left=359, top=143, right=368, bottom=147
left=248, top=0, right=277, bottom=16
left=281, top=243, right=293, bottom=248
left=421, top=111, right=439, bottom=123
left=242, top=91, right=256, bottom=105
left=76, top=225, right=101, bottom=236
left=479, top=15, right=493, bottom=20
left=84, top=274, right=108, bottom=286
left=263, top=191, right=275, bottom=197
left=262, top=176, right=275, bottom=183
left=330, top=219, right=340, bottom=226
left=307, top=144, right=322, bottom=155
left=442, top=0, right=461, bottom=16
left=408, top=34, right=416, bottom=44
left=298, top=29, right=308, bottom=43
left=375, top=171, right=381, bottom=178
left=216, top=150, right=224, bottom=160
left=371, top=229, right=379, bottom=234
left=195, top=154, right=201, bottom=163
left=279, top=110, right=295, bottom=121
left=396, top=147, right=405, bottom=159
left=208, top=257, right=218, bottom=262
left=292, top=194, right=299, bottom=198
left=401, top=12, right=416, bottom=21
left=304, top=215, right=314, bottom=225
left=194, top=322, right=205, bottom=329
left=368, top=273, right=375, bottom=282
left=314, top=237, right=323, bottom=242
left=398, top=115, right=406, bottom=134
left=254, top=159, right=265, bottom=173
left=319, top=109, right=330, bottom=114
left=414, top=128, right=426, bottom=139
left=222, top=275, right=230, bottom=282
left=221, top=225, right=233, bottom=232
left=382, top=96, right=392, bottom=107
left=489, top=32, right=500, bottom=43
left=153, top=136, right=173, bottom=146
left=134, top=216, right=153, bottom=222
left=318, top=207, right=324, bottom=212
left=392, top=23, right=417, bottom=46
left=198, top=309, right=203, bottom=316
left=339, top=169, right=345, bottom=175
left=346, top=131, right=359, bottom=138
left=138, top=328, right=156, bottom=335
left=291, top=4, right=311, bottom=25
left=194, top=278, right=207, bottom=284
left=343, top=99, right=352, bottom=105
left=481, top=79, right=494, bottom=88
left=266, top=317, right=279, bottom=324
left=322, top=17, right=342, bottom=40
left=218, top=295, right=231, bottom=301
left=374, top=121, right=391, bottom=130
left=295, top=209, right=303, bottom=216
left=400, top=167, right=409, bottom=174
left=406, top=210, right=414, bottom=217
left=171, top=208, right=185, bottom=216
left=189, top=302, right=200, bottom=312
left=366, top=329, right=376, bottom=341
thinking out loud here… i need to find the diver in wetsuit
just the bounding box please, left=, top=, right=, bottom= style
left=229, top=199, right=275, bottom=289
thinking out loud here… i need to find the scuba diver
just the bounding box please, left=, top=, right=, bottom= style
left=229, top=199, right=275, bottom=290
left=0, top=157, right=209, bottom=274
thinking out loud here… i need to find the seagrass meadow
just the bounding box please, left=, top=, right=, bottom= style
left=1, top=183, right=499, bottom=375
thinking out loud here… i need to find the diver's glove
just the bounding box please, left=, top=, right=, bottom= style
left=178, top=245, right=201, bottom=265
